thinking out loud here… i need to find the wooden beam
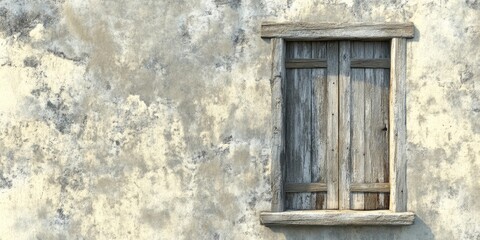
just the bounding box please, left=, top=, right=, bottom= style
left=285, top=59, right=327, bottom=69
left=389, top=38, right=408, bottom=212
left=270, top=38, right=286, bottom=212
left=285, top=183, right=327, bottom=193
left=261, top=22, right=415, bottom=40
left=260, top=210, right=415, bottom=226
left=351, top=59, right=390, bottom=68
left=351, top=183, right=390, bottom=193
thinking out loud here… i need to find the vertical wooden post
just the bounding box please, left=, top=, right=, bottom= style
left=271, top=38, right=286, bottom=212
left=338, top=41, right=351, bottom=210
left=389, top=38, right=407, bottom=212
left=326, top=42, right=339, bottom=209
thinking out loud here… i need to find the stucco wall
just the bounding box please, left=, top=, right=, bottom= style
left=0, top=0, right=478, bottom=239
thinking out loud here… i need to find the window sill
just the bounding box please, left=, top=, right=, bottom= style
left=260, top=210, right=415, bottom=226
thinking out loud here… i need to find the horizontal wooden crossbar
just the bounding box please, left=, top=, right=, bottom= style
left=351, top=183, right=390, bottom=193
left=285, top=183, right=327, bottom=192
left=285, top=183, right=390, bottom=193
left=351, top=58, right=390, bottom=68
left=286, top=59, right=327, bottom=68
left=286, top=58, right=390, bottom=69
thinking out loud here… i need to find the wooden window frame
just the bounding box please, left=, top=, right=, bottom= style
left=261, top=22, right=415, bottom=226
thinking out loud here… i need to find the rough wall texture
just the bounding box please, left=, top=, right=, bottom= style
left=0, top=0, right=478, bottom=239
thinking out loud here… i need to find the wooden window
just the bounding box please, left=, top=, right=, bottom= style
left=284, top=40, right=391, bottom=211
left=261, top=23, right=415, bottom=226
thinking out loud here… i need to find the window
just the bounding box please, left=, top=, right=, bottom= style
left=261, top=23, right=415, bottom=225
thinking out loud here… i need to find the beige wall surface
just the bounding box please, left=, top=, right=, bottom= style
left=0, top=0, right=478, bottom=239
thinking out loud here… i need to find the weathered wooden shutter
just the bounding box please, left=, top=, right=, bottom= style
left=348, top=41, right=390, bottom=210
left=284, top=40, right=390, bottom=211
left=284, top=41, right=330, bottom=210
left=350, top=41, right=390, bottom=210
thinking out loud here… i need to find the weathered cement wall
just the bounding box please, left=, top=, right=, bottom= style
left=0, top=0, right=478, bottom=239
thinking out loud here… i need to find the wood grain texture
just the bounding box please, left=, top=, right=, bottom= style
left=350, top=41, right=366, bottom=210
left=311, top=42, right=328, bottom=209
left=285, top=183, right=327, bottom=193
left=338, top=41, right=351, bottom=210
left=276, top=39, right=400, bottom=212
left=269, top=37, right=409, bottom=214
left=286, top=59, right=389, bottom=69
left=286, top=59, right=327, bottom=69
left=285, top=42, right=313, bottom=210
left=364, top=42, right=376, bottom=209
left=389, top=38, right=407, bottom=212
left=260, top=210, right=415, bottom=226
left=351, top=183, right=390, bottom=192
left=351, top=59, right=390, bottom=68
left=375, top=41, right=390, bottom=209
left=326, top=42, right=339, bottom=209
left=270, top=38, right=286, bottom=212
left=261, top=22, right=415, bottom=40
left=348, top=41, right=391, bottom=210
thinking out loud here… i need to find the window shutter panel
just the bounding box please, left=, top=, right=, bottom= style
left=285, top=42, right=331, bottom=210
left=350, top=41, right=391, bottom=210
left=283, top=40, right=391, bottom=211
left=285, top=41, right=313, bottom=210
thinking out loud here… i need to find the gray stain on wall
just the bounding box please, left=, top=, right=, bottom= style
left=0, top=171, right=12, bottom=189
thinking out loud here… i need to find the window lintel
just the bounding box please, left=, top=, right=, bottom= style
left=261, top=22, right=414, bottom=40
